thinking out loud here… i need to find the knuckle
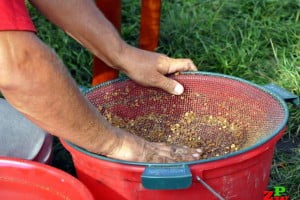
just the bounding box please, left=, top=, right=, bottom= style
left=163, top=80, right=173, bottom=91
left=148, top=74, right=160, bottom=86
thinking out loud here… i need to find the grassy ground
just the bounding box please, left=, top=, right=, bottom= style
left=27, top=0, right=299, bottom=199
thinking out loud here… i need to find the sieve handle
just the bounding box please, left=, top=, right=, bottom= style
left=141, top=164, right=192, bottom=190
left=263, top=84, right=299, bottom=106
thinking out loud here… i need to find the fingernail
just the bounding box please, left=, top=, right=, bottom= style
left=196, top=149, right=203, bottom=153
left=174, top=84, right=184, bottom=95
left=192, top=153, right=200, bottom=157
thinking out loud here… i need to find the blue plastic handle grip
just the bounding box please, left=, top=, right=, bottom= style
left=79, top=85, right=89, bottom=94
left=263, top=83, right=299, bottom=106
left=141, top=164, right=192, bottom=190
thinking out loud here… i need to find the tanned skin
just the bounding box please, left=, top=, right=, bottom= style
left=0, top=0, right=201, bottom=162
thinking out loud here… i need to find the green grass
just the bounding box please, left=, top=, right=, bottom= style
left=27, top=0, right=299, bottom=199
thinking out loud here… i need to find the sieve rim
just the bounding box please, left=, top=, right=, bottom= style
left=67, top=71, right=289, bottom=165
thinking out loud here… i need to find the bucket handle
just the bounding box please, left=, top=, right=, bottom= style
left=263, top=83, right=299, bottom=106
left=141, top=164, right=227, bottom=200
left=196, top=176, right=225, bottom=200
left=141, top=165, right=226, bottom=199
left=141, top=164, right=192, bottom=190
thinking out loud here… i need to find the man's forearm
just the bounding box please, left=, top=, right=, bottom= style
left=29, top=0, right=199, bottom=96
left=0, top=31, right=117, bottom=154
left=30, top=0, right=126, bottom=69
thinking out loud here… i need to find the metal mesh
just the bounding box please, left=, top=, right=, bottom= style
left=85, top=73, right=286, bottom=158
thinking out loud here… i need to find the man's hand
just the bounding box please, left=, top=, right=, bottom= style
left=117, top=45, right=197, bottom=95
left=100, top=126, right=202, bottom=163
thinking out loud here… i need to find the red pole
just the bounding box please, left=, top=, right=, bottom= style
left=139, top=0, right=162, bottom=51
left=92, top=0, right=121, bottom=86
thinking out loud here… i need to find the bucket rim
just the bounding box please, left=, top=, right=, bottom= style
left=67, top=71, right=289, bottom=166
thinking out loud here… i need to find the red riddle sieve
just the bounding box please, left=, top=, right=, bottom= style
left=85, top=72, right=288, bottom=158
left=62, top=72, right=298, bottom=200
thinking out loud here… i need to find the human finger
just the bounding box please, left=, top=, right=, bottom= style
left=149, top=72, right=184, bottom=95
left=165, top=58, right=197, bottom=74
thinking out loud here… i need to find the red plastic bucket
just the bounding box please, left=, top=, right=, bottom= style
left=61, top=129, right=284, bottom=200
left=62, top=72, right=296, bottom=200
left=0, top=158, right=94, bottom=200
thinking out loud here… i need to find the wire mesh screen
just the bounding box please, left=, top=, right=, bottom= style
left=86, top=73, right=286, bottom=159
